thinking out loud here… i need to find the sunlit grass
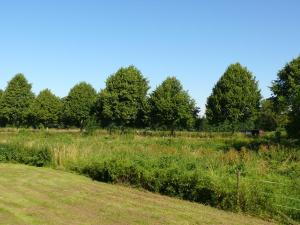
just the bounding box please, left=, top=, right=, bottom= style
left=0, top=163, right=276, bottom=225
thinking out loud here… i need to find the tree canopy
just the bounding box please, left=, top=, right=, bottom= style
left=271, top=55, right=300, bottom=138
left=29, top=89, right=63, bottom=128
left=96, top=66, right=150, bottom=127
left=271, top=56, right=300, bottom=111
left=63, top=82, right=97, bottom=130
left=0, top=74, right=35, bottom=127
left=206, top=63, right=261, bottom=130
left=256, top=99, right=279, bottom=131
left=149, top=77, right=199, bottom=133
left=0, top=59, right=299, bottom=136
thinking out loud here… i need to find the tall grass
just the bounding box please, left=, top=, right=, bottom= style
left=0, top=129, right=299, bottom=222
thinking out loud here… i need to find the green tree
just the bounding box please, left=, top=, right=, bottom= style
left=271, top=55, right=300, bottom=138
left=286, top=93, right=300, bottom=138
left=271, top=56, right=300, bottom=111
left=0, top=89, right=4, bottom=127
left=96, top=66, right=150, bottom=128
left=29, top=89, right=63, bottom=128
left=206, top=63, right=261, bottom=131
left=0, top=74, right=35, bottom=127
left=149, top=77, right=199, bottom=134
left=63, top=82, right=97, bottom=130
left=256, top=99, right=279, bottom=131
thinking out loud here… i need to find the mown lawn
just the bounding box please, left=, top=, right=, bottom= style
left=0, top=163, right=276, bottom=225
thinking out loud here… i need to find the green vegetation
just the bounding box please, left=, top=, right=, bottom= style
left=272, top=56, right=300, bottom=112
left=0, top=163, right=276, bottom=225
left=256, top=99, right=284, bottom=132
left=206, top=63, right=261, bottom=131
left=0, top=143, right=51, bottom=167
left=29, top=89, right=63, bottom=128
left=96, top=65, right=150, bottom=128
left=272, top=55, right=300, bottom=139
left=0, top=56, right=299, bottom=140
left=0, top=74, right=34, bottom=127
left=0, top=55, right=299, bottom=224
left=63, top=82, right=97, bottom=130
left=0, top=130, right=298, bottom=223
left=149, top=77, right=198, bottom=133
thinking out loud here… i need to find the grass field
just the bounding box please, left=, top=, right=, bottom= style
left=0, top=163, right=277, bottom=225
left=0, top=129, right=299, bottom=223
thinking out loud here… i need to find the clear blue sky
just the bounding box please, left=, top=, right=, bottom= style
left=0, top=0, right=299, bottom=113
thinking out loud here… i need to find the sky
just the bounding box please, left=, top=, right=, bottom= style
left=0, top=0, right=299, bottom=114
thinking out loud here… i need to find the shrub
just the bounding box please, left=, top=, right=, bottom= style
left=0, top=144, right=52, bottom=167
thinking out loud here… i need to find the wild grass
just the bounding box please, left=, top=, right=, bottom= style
left=0, top=129, right=299, bottom=223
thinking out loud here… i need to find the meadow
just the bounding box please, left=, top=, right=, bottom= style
left=0, top=129, right=299, bottom=223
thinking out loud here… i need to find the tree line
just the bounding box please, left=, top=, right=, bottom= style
left=0, top=55, right=299, bottom=138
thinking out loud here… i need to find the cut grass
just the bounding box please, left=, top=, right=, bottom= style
left=0, top=163, right=276, bottom=225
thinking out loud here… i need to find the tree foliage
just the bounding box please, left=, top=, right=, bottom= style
left=0, top=74, right=35, bottom=127
left=206, top=63, right=261, bottom=130
left=149, top=77, right=199, bottom=132
left=271, top=56, right=300, bottom=111
left=1, top=59, right=299, bottom=135
left=271, top=56, right=300, bottom=138
left=96, top=66, right=150, bottom=127
left=29, top=89, right=63, bottom=128
left=0, top=89, right=4, bottom=126
left=286, top=93, right=300, bottom=138
left=256, top=99, right=279, bottom=131
left=63, top=82, right=97, bottom=130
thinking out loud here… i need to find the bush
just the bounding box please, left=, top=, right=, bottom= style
left=82, top=116, right=99, bottom=136
left=0, top=144, right=52, bottom=167
left=69, top=154, right=231, bottom=210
